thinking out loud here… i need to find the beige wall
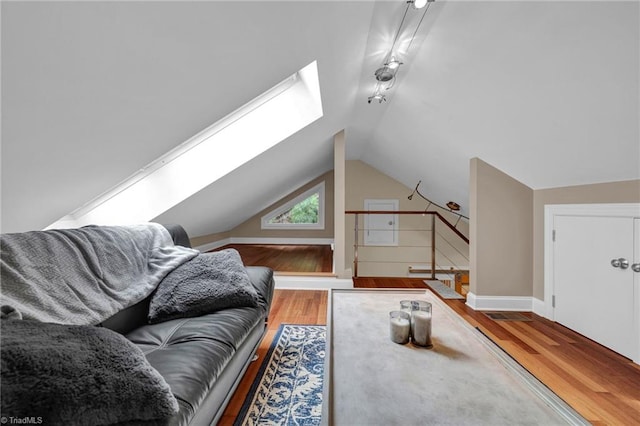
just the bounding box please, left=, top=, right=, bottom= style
left=346, top=160, right=469, bottom=277
left=470, top=158, right=638, bottom=300
left=532, top=179, right=640, bottom=299
left=229, top=171, right=335, bottom=239
left=189, top=171, right=334, bottom=248
left=470, top=158, right=533, bottom=297
left=190, top=230, right=231, bottom=248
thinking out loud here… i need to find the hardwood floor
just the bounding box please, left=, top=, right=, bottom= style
left=211, top=244, right=333, bottom=273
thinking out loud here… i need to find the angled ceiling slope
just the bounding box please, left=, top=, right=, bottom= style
left=348, top=0, right=640, bottom=218
left=47, top=62, right=323, bottom=230
left=7, top=1, right=633, bottom=235
left=1, top=1, right=374, bottom=235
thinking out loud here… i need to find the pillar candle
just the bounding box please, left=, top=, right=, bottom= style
left=389, top=312, right=411, bottom=344
left=411, top=310, right=432, bottom=347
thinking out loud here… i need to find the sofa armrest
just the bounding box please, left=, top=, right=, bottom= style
left=245, top=266, right=275, bottom=320
left=160, top=223, right=192, bottom=248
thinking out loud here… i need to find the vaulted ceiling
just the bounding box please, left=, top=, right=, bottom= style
left=2, top=1, right=638, bottom=236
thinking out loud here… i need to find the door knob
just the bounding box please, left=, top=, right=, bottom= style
left=632, top=263, right=640, bottom=273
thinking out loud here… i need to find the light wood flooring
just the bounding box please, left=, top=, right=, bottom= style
left=211, top=244, right=333, bottom=274
left=216, top=245, right=640, bottom=425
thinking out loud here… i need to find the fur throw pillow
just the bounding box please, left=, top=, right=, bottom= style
left=148, top=249, right=259, bottom=324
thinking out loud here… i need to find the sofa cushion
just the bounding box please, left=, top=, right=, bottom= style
left=127, top=307, right=264, bottom=425
left=1, top=318, right=178, bottom=425
left=148, top=249, right=259, bottom=324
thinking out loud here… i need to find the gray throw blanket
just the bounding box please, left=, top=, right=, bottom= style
left=0, top=223, right=198, bottom=325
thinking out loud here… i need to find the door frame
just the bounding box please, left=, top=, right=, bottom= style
left=544, top=203, right=640, bottom=363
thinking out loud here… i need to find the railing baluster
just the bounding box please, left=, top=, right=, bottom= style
left=354, top=214, right=359, bottom=278
left=431, top=214, right=436, bottom=280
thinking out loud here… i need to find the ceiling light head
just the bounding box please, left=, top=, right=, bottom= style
left=412, top=0, right=430, bottom=9
left=385, top=57, right=403, bottom=70
left=367, top=92, right=386, bottom=104
left=374, top=66, right=395, bottom=82
left=446, top=201, right=461, bottom=211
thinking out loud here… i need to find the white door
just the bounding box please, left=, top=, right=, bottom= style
left=364, top=199, right=398, bottom=246
left=553, top=215, right=636, bottom=359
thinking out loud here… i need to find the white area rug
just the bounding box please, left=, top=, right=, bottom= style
left=327, top=289, right=589, bottom=425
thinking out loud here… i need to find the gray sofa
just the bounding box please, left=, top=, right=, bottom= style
left=0, top=223, right=274, bottom=425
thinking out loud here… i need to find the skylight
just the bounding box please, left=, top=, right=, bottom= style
left=46, top=61, right=323, bottom=230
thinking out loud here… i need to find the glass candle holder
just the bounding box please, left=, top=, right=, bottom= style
left=389, top=310, right=411, bottom=344
left=400, top=300, right=412, bottom=316
left=410, top=300, right=433, bottom=348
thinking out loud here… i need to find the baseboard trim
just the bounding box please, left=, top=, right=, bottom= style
left=231, top=237, right=334, bottom=245
left=194, top=237, right=334, bottom=253
left=532, top=297, right=546, bottom=317
left=194, top=238, right=233, bottom=252
left=274, top=275, right=353, bottom=290
left=466, top=292, right=542, bottom=312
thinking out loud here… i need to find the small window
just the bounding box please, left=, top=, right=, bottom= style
left=261, top=182, right=325, bottom=229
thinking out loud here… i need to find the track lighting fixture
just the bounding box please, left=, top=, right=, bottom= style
left=407, top=181, right=469, bottom=225
left=367, top=0, right=435, bottom=104
left=413, top=0, right=429, bottom=9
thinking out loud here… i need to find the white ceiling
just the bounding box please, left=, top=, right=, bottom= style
left=2, top=1, right=638, bottom=235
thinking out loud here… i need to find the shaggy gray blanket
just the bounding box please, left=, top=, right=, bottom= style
left=0, top=223, right=198, bottom=325
left=1, top=317, right=178, bottom=425
left=148, top=249, right=259, bottom=323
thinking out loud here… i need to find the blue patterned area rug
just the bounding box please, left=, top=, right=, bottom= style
left=234, top=324, right=326, bottom=426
